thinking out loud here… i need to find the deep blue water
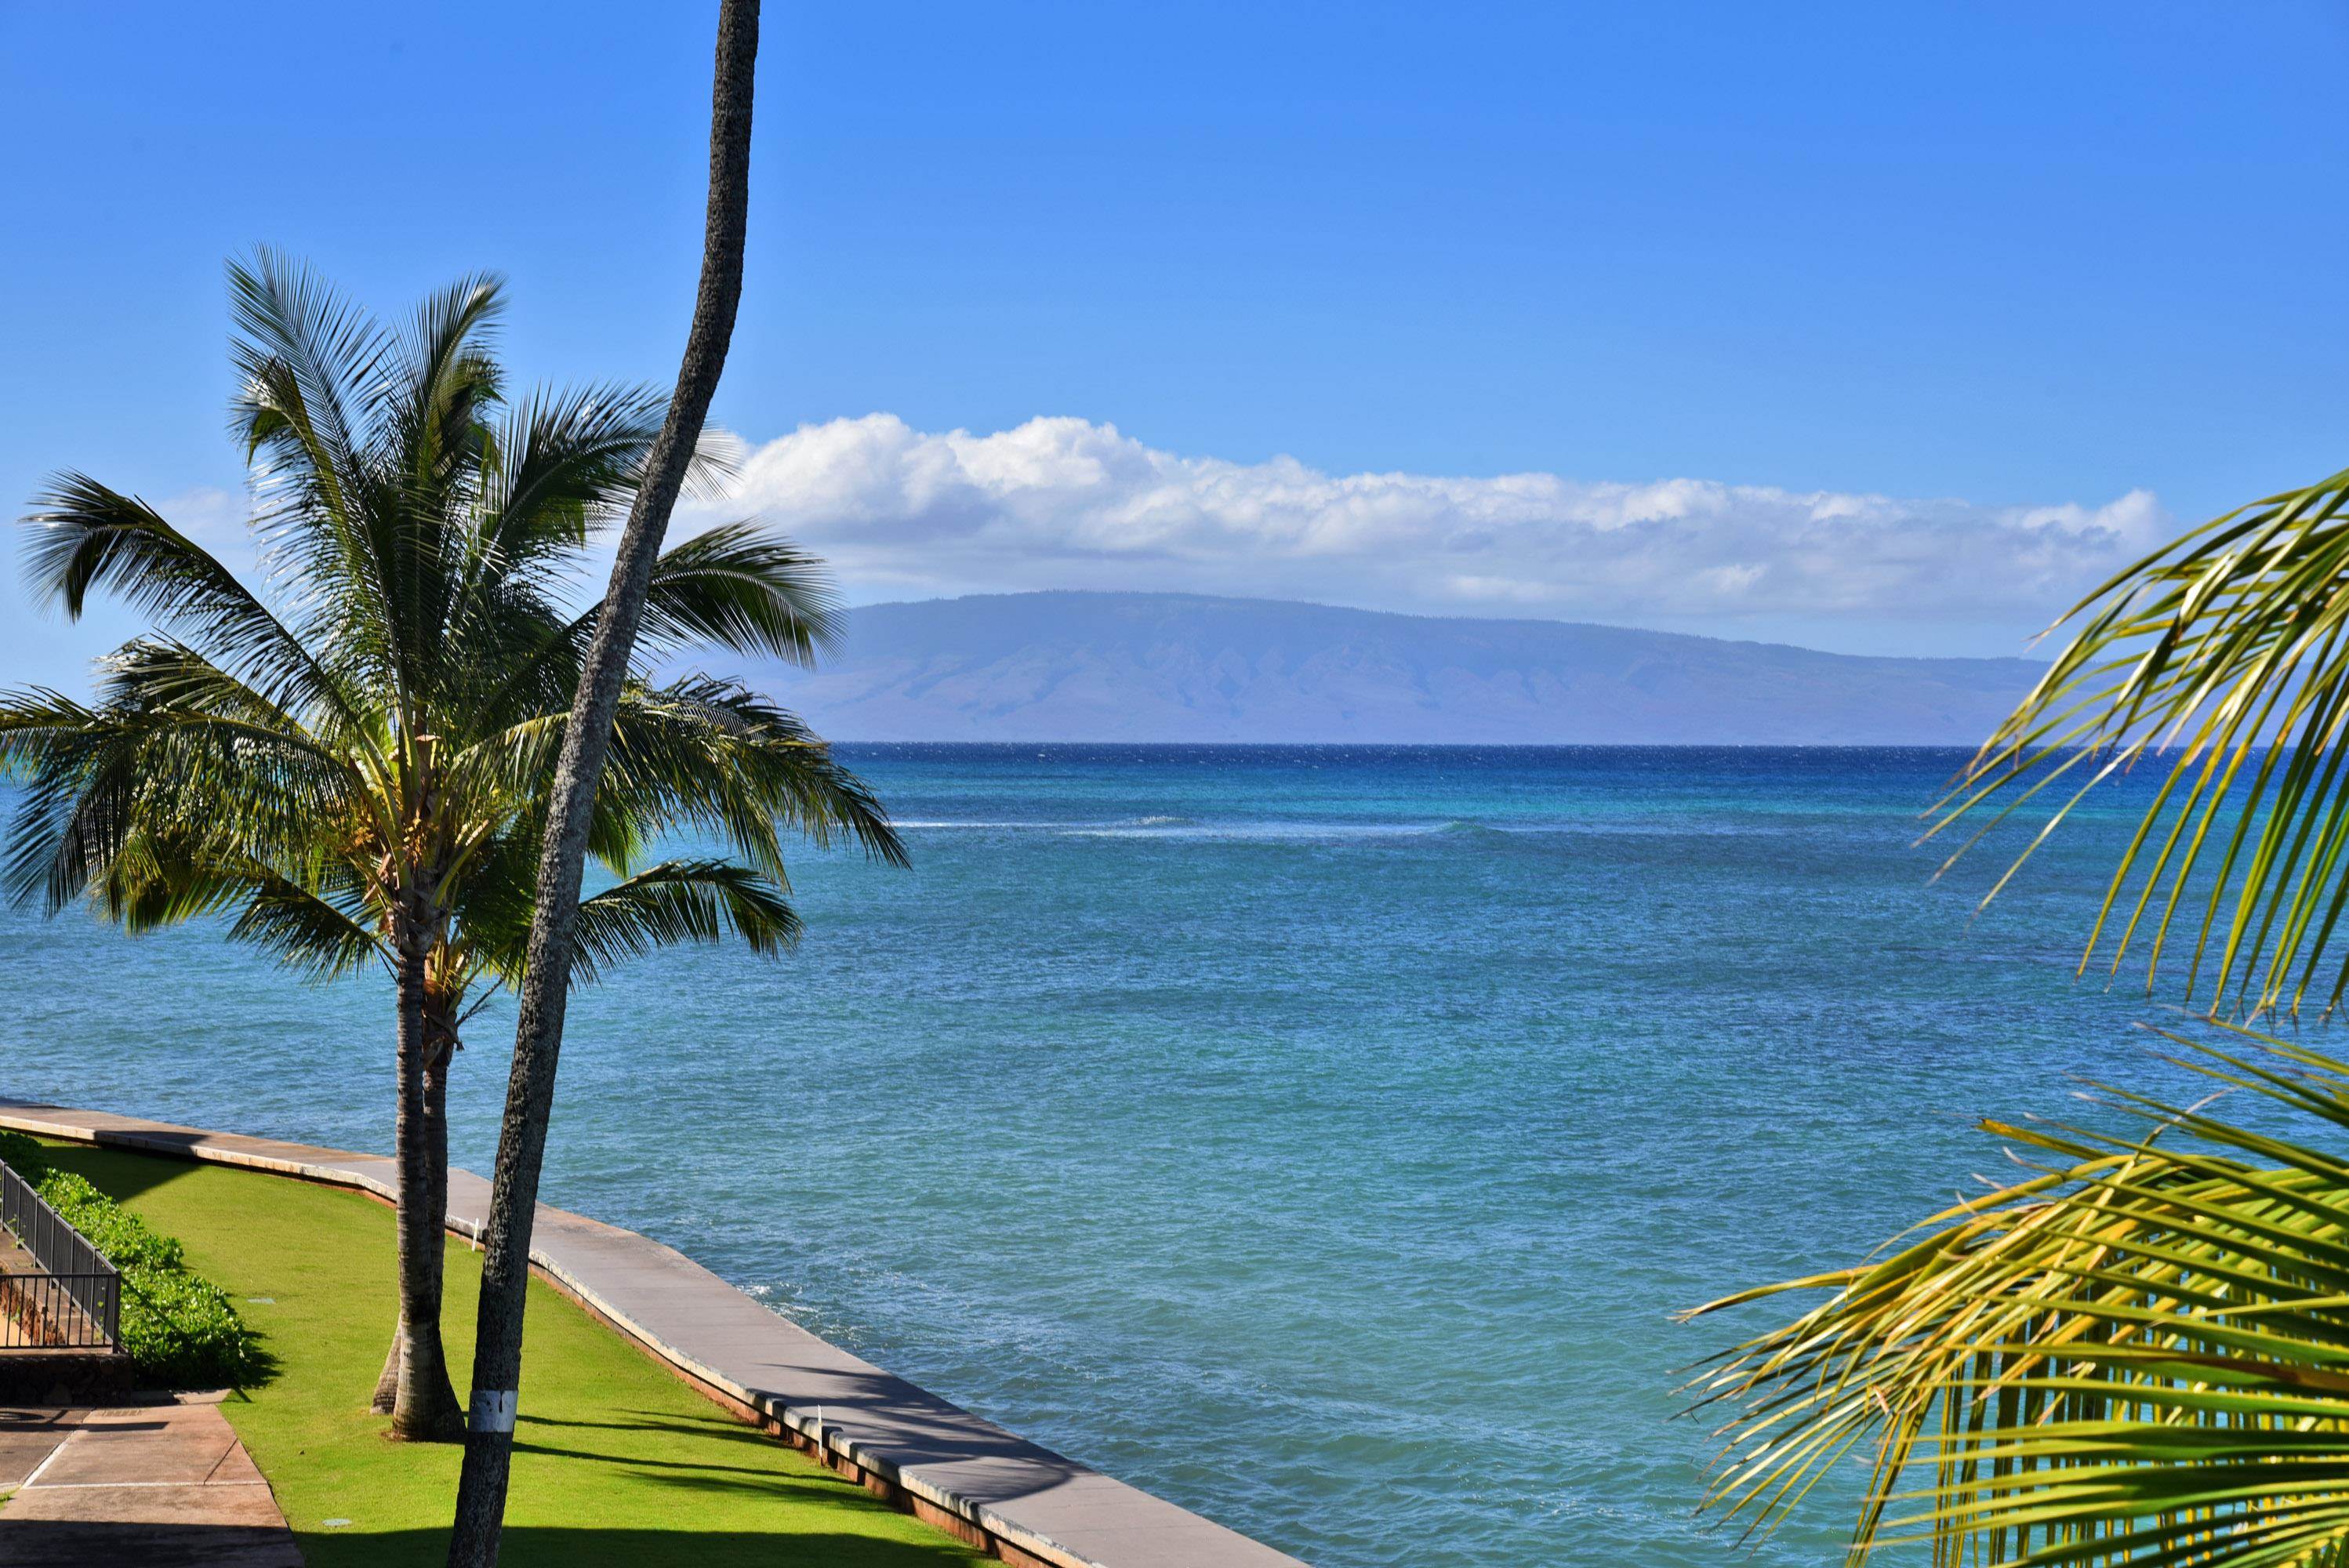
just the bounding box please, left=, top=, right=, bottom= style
left=0, top=746, right=2198, bottom=1565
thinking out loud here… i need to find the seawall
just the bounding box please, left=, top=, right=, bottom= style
left=0, top=1098, right=1307, bottom=1568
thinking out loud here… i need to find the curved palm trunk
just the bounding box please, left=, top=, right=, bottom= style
left=446, top=2, right=761, bottom=1558
left=388, top=931, right=464, bottom=1440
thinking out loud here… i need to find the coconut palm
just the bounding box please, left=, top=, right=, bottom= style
left=451, top=5, right=764, bottom=1547
left=0, top=250, right=904, bottom=1439
left=1686, top=466, right=2349, bottom=1563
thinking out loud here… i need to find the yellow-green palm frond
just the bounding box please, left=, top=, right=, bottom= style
left=1686, top=1022, right=2349, bottom=1568
left=1932, top=467, right=2349, bottom=1021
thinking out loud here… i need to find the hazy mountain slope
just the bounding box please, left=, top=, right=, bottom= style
left=752, top=592, right=2042, bottom=744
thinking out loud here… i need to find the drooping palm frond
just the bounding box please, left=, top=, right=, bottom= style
left=571, top=858, right=800, bottom=981
left=595, top=676, right=907, bottom=877
left=0, top=664, right=365, bottom=913
left=1686, top=1022, right=2349, bottom=1568
left=84, top=832, right=383, bottom=977
left=20, top=474, right=368, bottom=735
left=631, top=520, right=838, bottom=667
left=222, top=860, right=384, bottom=978
left=459, top=510, right=836, bottom=735
left=460, top=856, right=801, bottom=986
left=1930, top=467, right=2349, bottom=1020
left=448, top=674, right=906, bottom=886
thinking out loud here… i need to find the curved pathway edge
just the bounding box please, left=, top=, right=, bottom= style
left=0, top=1098, right=1306, bottom=1568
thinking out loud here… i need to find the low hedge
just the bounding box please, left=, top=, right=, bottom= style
left=0, top=1131, right=265, bottom=1388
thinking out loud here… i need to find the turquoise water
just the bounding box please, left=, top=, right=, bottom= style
left=0, top=746, right=2185, bottom=1565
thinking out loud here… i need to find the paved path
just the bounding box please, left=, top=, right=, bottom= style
left=0, top=1399, right=302, bottom=1566
left=0, top=1100, right=1308, bottom=1568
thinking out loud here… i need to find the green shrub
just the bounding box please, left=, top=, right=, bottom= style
left=33, top=1172, right=187, bottom=1270
left=0, top=1136, right=265, bottom=1388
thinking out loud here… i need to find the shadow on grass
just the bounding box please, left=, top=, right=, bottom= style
left=0, top=1519, right=303, bottom=1568
left=519, top=1406, right=783, bottom=1448
left=506, top=1410, right=892, bottom=1500
left=2, top=1523, right=979, bottom=1568
left=154, top=1331, right=284, bottom=1398
left=511, top=1439, right=845, bottom=1494
left=9, top=1139, right=198, bottom=1206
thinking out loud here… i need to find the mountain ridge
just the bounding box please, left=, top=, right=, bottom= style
left=747, top=590, right=2042, bottom=745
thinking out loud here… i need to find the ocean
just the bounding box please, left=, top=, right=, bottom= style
left=0, top=746, right=2193, bottom=1565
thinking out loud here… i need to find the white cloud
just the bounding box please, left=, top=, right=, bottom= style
left=690, top=415, right=2166, bottom=652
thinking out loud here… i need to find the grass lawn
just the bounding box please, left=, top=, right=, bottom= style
left=30, top=1138, right=986, bottom=1567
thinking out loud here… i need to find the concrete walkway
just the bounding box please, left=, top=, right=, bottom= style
left=0, top=1398, right=302, bottom=1566
left=0, top=1100, right=1307, bottom=1568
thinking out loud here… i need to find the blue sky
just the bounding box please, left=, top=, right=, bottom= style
left=3, top=2, right=2344, bottom=682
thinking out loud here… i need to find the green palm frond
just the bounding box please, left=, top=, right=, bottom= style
left=0, top=687, right=142, bottom=909
left=0, top=668, right=362, bottom=912
left=88, top=834, right=382, bottom=977
left=375, top=270, right=504, bottom=477
left=223, top=862, right=383, bottom=978
left=474, top=383, right=667, bottom=579
left=447, top=676, right=906, bottom=884
left=449, top=841, right=799, bottom=986
left=441, top=383, right=670, bottom=729
left=634, top=521, right=839, bottom=667
left=1692, top=464, right=2349, bottom=1565
left=554, top=858, right=798, bottom=985
left=1686, top=1022, right=2349, bottom=1568
left=1931, top=467, right=2349, bottom=1020
left=460, top=514, right=835, bottom=732
left=369, top=271, right=506, bottom=706
left=20, top=474, right=369, bottom=735
left=227, top=247, right=385, bottom=496
left=597, top=677, right=907, bottom=877
left=227, top=249, right=388, bottom=602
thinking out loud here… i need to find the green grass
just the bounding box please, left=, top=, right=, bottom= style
left=29, top=1138, right=985, bottom=1568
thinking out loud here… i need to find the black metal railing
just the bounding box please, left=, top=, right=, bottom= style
left=0, top=1160, right=120, bottom=1351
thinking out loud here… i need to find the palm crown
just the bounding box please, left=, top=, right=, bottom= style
left=3, top=250, right=902, bottom=1017
left=0, top=251, right=904, bottom=1434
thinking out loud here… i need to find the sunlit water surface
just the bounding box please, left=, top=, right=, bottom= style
left=0, top=746, right=2197, bottom=1566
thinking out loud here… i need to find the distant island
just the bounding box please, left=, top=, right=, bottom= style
left=748, top=591, right=2043, bottom=745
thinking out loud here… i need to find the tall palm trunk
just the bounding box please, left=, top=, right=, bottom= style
left=424, top=1029, right=454, bottom=1315
left=388, top=920, right=464, bottom=1440
left=446, top=2, right=761, bottom=1557
left=373, top=1013, right=458, bottom=1416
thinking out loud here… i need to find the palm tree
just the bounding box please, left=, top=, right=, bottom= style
left=449, top=3, right=762, bottom=1554
left=0, top=249, right=904, bottom=1440
left=1686, top=467, right=2349, bottom=1564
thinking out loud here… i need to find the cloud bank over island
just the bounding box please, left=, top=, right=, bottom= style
left=688, top=414, right=2168, bottom=656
